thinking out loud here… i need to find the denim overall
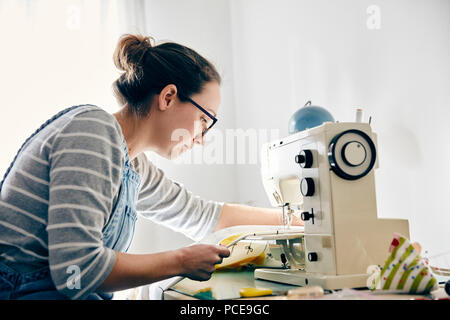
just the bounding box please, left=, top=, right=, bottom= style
left=0, top=105, right=140, bottom=300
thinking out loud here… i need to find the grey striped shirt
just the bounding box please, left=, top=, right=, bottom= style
left=0, top=105, right=223, bottom=299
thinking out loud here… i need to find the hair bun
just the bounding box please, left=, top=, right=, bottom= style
left=113, top=34, right=153, bottom=82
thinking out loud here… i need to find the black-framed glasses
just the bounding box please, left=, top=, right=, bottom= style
left=179, top=93, right=218, bottom=137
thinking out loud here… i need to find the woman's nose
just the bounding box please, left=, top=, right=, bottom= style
left=193, top=133, right=205, bottom=146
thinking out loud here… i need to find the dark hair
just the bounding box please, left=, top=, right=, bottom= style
left=113, top=34, right=221, bottom=117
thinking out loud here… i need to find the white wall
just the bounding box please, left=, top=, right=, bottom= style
left=0, top=0, right=123, bottom=178
left=229, top=0, right=450, bottom=255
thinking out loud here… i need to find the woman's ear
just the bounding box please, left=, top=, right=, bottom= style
left=158, top=84, right=178, bottom=111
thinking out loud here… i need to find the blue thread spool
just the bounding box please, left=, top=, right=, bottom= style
left=288, top=101, right=335, bottom=134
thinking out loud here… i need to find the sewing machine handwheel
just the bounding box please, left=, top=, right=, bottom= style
left=328, top=129, right=376, bottom=180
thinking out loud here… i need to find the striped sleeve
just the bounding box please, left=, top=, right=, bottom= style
left=47, top=110, right=124, bottom=300
left=134, top=153, right=224, bottom=242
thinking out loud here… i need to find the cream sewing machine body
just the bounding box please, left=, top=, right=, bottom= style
left=255, top=121, right=410, bottom=290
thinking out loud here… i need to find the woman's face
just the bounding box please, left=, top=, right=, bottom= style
left=150, top=81, right=221, bottom=159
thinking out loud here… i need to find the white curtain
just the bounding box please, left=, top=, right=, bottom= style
left=0, top=0, right=147, bottom=174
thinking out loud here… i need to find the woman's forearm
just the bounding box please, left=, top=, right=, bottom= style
left=96, top=249, right=183, bottom=293
left=214, top=203, right=304, bottom=232
left=96, top=243, right=230, bottom=294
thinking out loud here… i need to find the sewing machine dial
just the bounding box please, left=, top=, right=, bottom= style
left=328, top=129, right=376, bottom=180
left=295, top=149, right=313, bottom=168
left=300, top=177, right=315, bottom=197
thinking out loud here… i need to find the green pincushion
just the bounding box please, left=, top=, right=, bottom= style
left=367, top=233, right=438, bottom=294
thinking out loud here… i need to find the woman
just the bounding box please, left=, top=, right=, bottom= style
left=0, top=34, right=302, bottom=300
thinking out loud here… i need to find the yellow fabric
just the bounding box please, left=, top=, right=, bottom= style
left=239, top=287, right=273, bottom=298
left=216, top=234, right=268, bottom=270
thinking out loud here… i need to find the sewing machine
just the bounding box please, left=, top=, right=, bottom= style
left=255, top=121, right=410, bottom=290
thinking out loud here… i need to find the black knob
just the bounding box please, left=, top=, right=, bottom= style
left=308, top=252, right=318, bottom=262
left=300, top=178, right=315, bottom=197
left=295, top=154, right=305, bottom=164
left=295, top=150, right=313, bottom=168
left=280, top=253, right=287, bottom=267
left=301, top=211, right=313, bottom=221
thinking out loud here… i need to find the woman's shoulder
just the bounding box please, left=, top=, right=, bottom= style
left=71, top=105, right=121, bottom=129
left=49, top=105, right=126, bottom=161
left=56, top=105, right=124, bottom=142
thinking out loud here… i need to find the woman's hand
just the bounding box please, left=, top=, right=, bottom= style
left=177, top=244, right=230, bottom=281
left=290, top=213, right=305, bottom=227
